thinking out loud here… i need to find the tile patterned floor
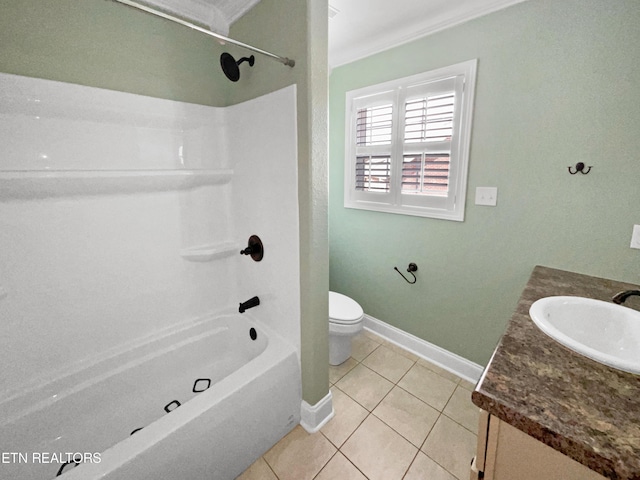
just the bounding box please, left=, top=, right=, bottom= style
left=237, top=330, right=479, bottom=480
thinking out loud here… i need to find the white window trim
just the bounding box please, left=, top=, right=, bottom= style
left=344, top=59, right=477, bottom=221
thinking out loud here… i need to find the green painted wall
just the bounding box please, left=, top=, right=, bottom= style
left=329, top=0, right=640, bottom=366
left=0, top=0, right=230, bottom=105
left=230, top=0, right=329, bottom=405
left=1, top=0, right=329, bottom=405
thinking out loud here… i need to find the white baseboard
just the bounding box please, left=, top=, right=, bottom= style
left=300, top=390, right=334, bottom=434
left=364, top=314, right=484, bottom=384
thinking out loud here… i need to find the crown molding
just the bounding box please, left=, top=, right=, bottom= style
left=330, top=0, right=529, bottom=68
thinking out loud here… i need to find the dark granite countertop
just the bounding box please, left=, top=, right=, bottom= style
left=472, top=266, right=640, bottom=480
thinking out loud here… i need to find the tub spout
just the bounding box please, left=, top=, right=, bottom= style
left=239, top=296, right=260, bottom=313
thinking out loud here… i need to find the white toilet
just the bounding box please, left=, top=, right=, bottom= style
left=329, top=291, right=365, bottom=365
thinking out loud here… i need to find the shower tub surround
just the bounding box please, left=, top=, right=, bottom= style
left=0, top=73, right=301, bottom=479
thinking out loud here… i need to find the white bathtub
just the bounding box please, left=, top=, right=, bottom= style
left=0, top=313, right=301, bottom=480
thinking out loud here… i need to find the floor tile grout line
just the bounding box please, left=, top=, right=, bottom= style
left=400, top=448, right=422, bottom=480
left=319, top=405, right=368, bottom=450
left=336, top=410, right=424, bottom=480
left=334, top=348, right=472, bottom=411
left=332, top=352, right=472, bottom=436
left=440, top=383, right=478, bottom=432
left=336, top=410, right=372, bottom=448
left=382, top=345, right=423, bottom=364
left=393, top=382, right=447, bottom=414
left=415, top=357, right=465, bottom=386
left=347, top=362, right=396, bottom=413
left=336, top=378, right=432, bottom=450
left=419, top=432, right=467, bottom=480
left=329, top=358, right=360, bottom=385
left=330, top=389, right=476, bottom=480
left=320, top=384, right=370, bottom=449
left=247, top=337, right=475, bottom=480
left=440, top=409, right=480, bottom=436
left=323, top=333, right=477, bottom=479
left=340, top=361, right=393, bottom=385
left=335, top=376, right=432, bottom=475
left=361, top=344, right=419, bottom=384
left=310, top=449, right=339, bottom=480
left=333, top=410, right=376, bottom=476
left=418, top=411, right=476, bottom=480
left=419, top=411, right=443, bottom=451
left=260, top=450, right=280, bottom=480
left=369, top=408, right=429, bottom=451
left=338, top=448, right=372, bottom=480
left=393, top=359, right=419, bottom=386
left=352, top=342, right=380, bottom=364
left=442, top=382, right=458, bottom=409
left=336, top=408, right=446, bottom=480
left=319, top=428, right=339, bottom=449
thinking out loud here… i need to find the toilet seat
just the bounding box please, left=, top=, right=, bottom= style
left=329, top=291, right=364, bottom=325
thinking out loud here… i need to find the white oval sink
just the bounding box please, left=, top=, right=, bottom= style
left=529, top=296, right=640, bottom=374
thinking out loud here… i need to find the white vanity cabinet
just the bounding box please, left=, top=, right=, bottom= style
left=471, top=411, right=607, bottom=480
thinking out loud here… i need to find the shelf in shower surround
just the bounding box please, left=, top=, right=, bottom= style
left=0, top=169, right=233, bottom=200
left=180, top=242, right=239, bottom=262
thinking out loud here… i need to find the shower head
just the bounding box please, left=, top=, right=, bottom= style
left=220, top=52, right=255, bottom=82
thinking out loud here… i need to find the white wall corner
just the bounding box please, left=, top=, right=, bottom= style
left=364, top=314, right=484, bottom=385
left=300, top=390, right=334, bottom=434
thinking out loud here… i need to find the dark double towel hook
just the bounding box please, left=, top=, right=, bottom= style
left=568, top=162, right=592, bottom=174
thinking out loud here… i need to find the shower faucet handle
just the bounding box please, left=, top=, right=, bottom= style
left=240, top=235, right=263, bottom=261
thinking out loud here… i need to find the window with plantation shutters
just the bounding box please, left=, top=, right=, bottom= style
left=401, top=87, right=455, bottom=198
left=356, top=155, right=391, bottom=192
left=356, top=104, right=393, bottom=146
left=404, top=94, right=455, bottom=144
left=344, top=60, right=477, bottom=221
left=401, top=153, right=450, bottom=194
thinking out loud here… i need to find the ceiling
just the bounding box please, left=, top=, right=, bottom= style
left=143, top=0, right=529, bottom=67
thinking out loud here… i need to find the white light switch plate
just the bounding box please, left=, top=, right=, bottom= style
left=475, top=187, right=498, bottom=206
left=631, top=225, right=640, bottom=250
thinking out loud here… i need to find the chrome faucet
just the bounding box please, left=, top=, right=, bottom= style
left=612, top=290, right=640, bottom=305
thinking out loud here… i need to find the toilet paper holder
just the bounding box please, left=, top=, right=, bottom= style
left=394, top=263, right=418, bottom=284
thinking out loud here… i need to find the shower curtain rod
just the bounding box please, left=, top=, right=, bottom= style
left=112, top=0, right=296, bottom=67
